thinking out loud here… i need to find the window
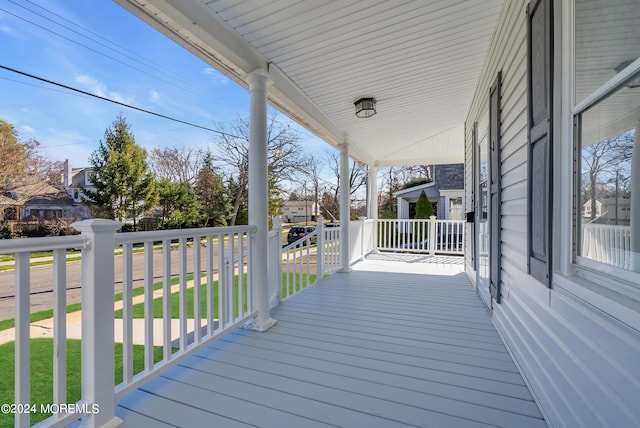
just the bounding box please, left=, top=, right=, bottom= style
left=573, top=0, right=640, bottom=283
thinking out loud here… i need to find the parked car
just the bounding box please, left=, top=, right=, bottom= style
left=287, top=226, right=316, bottom=245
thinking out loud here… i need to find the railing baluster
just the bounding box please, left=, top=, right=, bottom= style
left=229, top=233, right=236, bottom=322
left=193, top=235, right=202, bottom=344
left=206, top=235, right=214, bottom=336
left=247, top=231, right=252, bottom=312
left=15, top=252, right=30, bottom=428
left=52, top=248, right=67, bottom=408
left=144, top=241, right=154, bottom=371
left=122, top=243, right=134, bottom=384
left=218, top=233, right=226, bottom=328
left=162, top=239, right=172, bottom=360
left=179, top=238, right=188, bottom=351
left=238, top=233, right=245, bottom=317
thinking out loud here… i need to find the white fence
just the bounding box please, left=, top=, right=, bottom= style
left=377, top=217, right=465, bottom=255
left=582, top=223, right=632, bottom=269
left=0, top=220, right=257, bottom=428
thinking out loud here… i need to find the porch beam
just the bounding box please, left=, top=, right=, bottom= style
left=340, top=143, right=351, bottom=272
left=245, top=69, right=277, bottom=331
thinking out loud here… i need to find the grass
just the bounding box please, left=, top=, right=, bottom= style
left=0, top=338, right=164, bottom=427
left=114, top=272, right=317, bottom=320
left=0, top=274, right=195, bottom=332
left=0, top=270, right=316, bottom=331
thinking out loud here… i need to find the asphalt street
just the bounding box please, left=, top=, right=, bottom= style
left=0, top=245, right=220, bottom=322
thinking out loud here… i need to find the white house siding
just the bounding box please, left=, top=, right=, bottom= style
left=465, top=1, right=640, bottom=427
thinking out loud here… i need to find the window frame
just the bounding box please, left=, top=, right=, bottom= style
left=570, top=8, right=640, bottom=292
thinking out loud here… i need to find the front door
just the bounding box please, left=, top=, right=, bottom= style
left=476, top=113, right=491, bottom=308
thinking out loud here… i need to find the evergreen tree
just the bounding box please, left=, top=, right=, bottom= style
left=414, top=190, right=434, bottom=241
left=157, top=179, right=200, bottom=229
left=194, top=152, right=230, bottom=227
left=83, top=114, right=157, bottom=229
left=415, top=190, right=434, bottom=219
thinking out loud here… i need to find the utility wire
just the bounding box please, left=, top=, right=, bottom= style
left=11, top=0, right=198, bottom=92
left=21, top=0, right=192, bottom=86
left=0, top=6, right=198, bottom=95
left=0, top=64, right=242, bottom=139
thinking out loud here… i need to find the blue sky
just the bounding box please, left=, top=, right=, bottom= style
left=0, top=0, right=331, bottom=180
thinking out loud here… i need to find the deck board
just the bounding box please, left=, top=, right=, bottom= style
left=118, top=261, right=547, bottom=428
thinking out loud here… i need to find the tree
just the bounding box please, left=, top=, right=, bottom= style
left=0, top=120, right=60, bottom=195
left=415, top=190, right=434, bottom=219
left=156, top=179, right=200, bottom=229
left=581, top=132, right=633, bottom=220
left=325, top=150, right=367, bottom=220
left=149, top=146, right=202, bottom=185
left=194, top=152, right=230, bottom=227
left=83, top=114, right=157, bottom=229
left=211, top=115, right=306, bottom=225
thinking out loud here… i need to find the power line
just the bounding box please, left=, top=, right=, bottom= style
left=13, top=0, right=198, bottom=92
left=0, top=64, right=242, bottom=139
left=21, top=0, right=192, bottom=87
left=0, top=5, right=198, bottom=95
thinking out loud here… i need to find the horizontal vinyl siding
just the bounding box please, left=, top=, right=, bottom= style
left=466, top=1, right=640, bottom=427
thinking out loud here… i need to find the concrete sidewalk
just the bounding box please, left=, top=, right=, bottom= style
left=0, top=277, right=207, bottom=346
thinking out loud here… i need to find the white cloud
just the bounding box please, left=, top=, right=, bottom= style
left=18, top=125, right=35, bottom=134
left=74, top=74, right=134, bottom=105
left=149, top=90, right=161, bottom=103
left=203, top=67, right=230, bottom=85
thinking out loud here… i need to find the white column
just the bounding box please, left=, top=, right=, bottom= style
left=367, top=165, right=378, bottom=219
left=339, top=143, right=351, bottom=272
left=72, top=219, right=122, bottom=428
left=244, top=69, right=277, bottom=331
left=630, top=126, right=640, bottom=271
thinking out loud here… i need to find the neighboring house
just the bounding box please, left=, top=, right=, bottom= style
left=583, top=197, right=631, bottom=225
left=395, top=164, right=464, bottom=220
left=281, top=200, right=317, bottom=223
left=62, top=159, right=96, bottom=203
left=0, top=181, right=90, bottom=222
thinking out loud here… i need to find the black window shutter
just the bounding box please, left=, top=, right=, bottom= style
left=471, top=121, right=478, bottom=271
left=527, top=0, right=553, bottom=286
left=490, top=72, right=502, bottom=303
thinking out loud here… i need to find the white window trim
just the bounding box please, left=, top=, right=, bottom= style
left=562, top=0, right=640, bottom=304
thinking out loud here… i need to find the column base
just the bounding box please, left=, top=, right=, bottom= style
left=242, top=317, right=277, bottom=332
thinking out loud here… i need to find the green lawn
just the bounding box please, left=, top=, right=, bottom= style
left=114, top=272, right=317, bottom=320
left=0, top=271, right=316, bottom=331
left=0, top=339, right=163, bottom=427
left=0, top=275, right=193, bottom=332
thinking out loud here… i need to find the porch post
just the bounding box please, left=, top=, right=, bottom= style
left=244, top=69, right=277, bottom=331
left=71, top=219, right=122, bottom=428
left=339, top=143, right=351, bottom=272
left=630, top=125, right=640, bottom=271
left=367, top=165, right=378, bottom=219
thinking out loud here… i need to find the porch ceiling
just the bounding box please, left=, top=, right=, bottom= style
left=115, top=0, right=504, bottom=166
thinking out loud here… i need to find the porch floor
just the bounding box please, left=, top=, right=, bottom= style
left=116, top=257, right=546, bottom=428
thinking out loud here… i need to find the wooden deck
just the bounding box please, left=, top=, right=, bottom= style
left=117, top=258, right=546, bottom=427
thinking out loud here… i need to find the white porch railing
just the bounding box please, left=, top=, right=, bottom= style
left=377, top=217, right=465, bottom=255
left=0, top=220, right=257, bottom=428
left=0, top=234, right=87, bottom=428
left=582, top=223, right=632, bottom=269
left=267, top=217, right=344, bottom=305
left=2, top=216, right=465, bottom=427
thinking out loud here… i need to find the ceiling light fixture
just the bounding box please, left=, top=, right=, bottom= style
left=354, top=97, right=376, bottom=118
